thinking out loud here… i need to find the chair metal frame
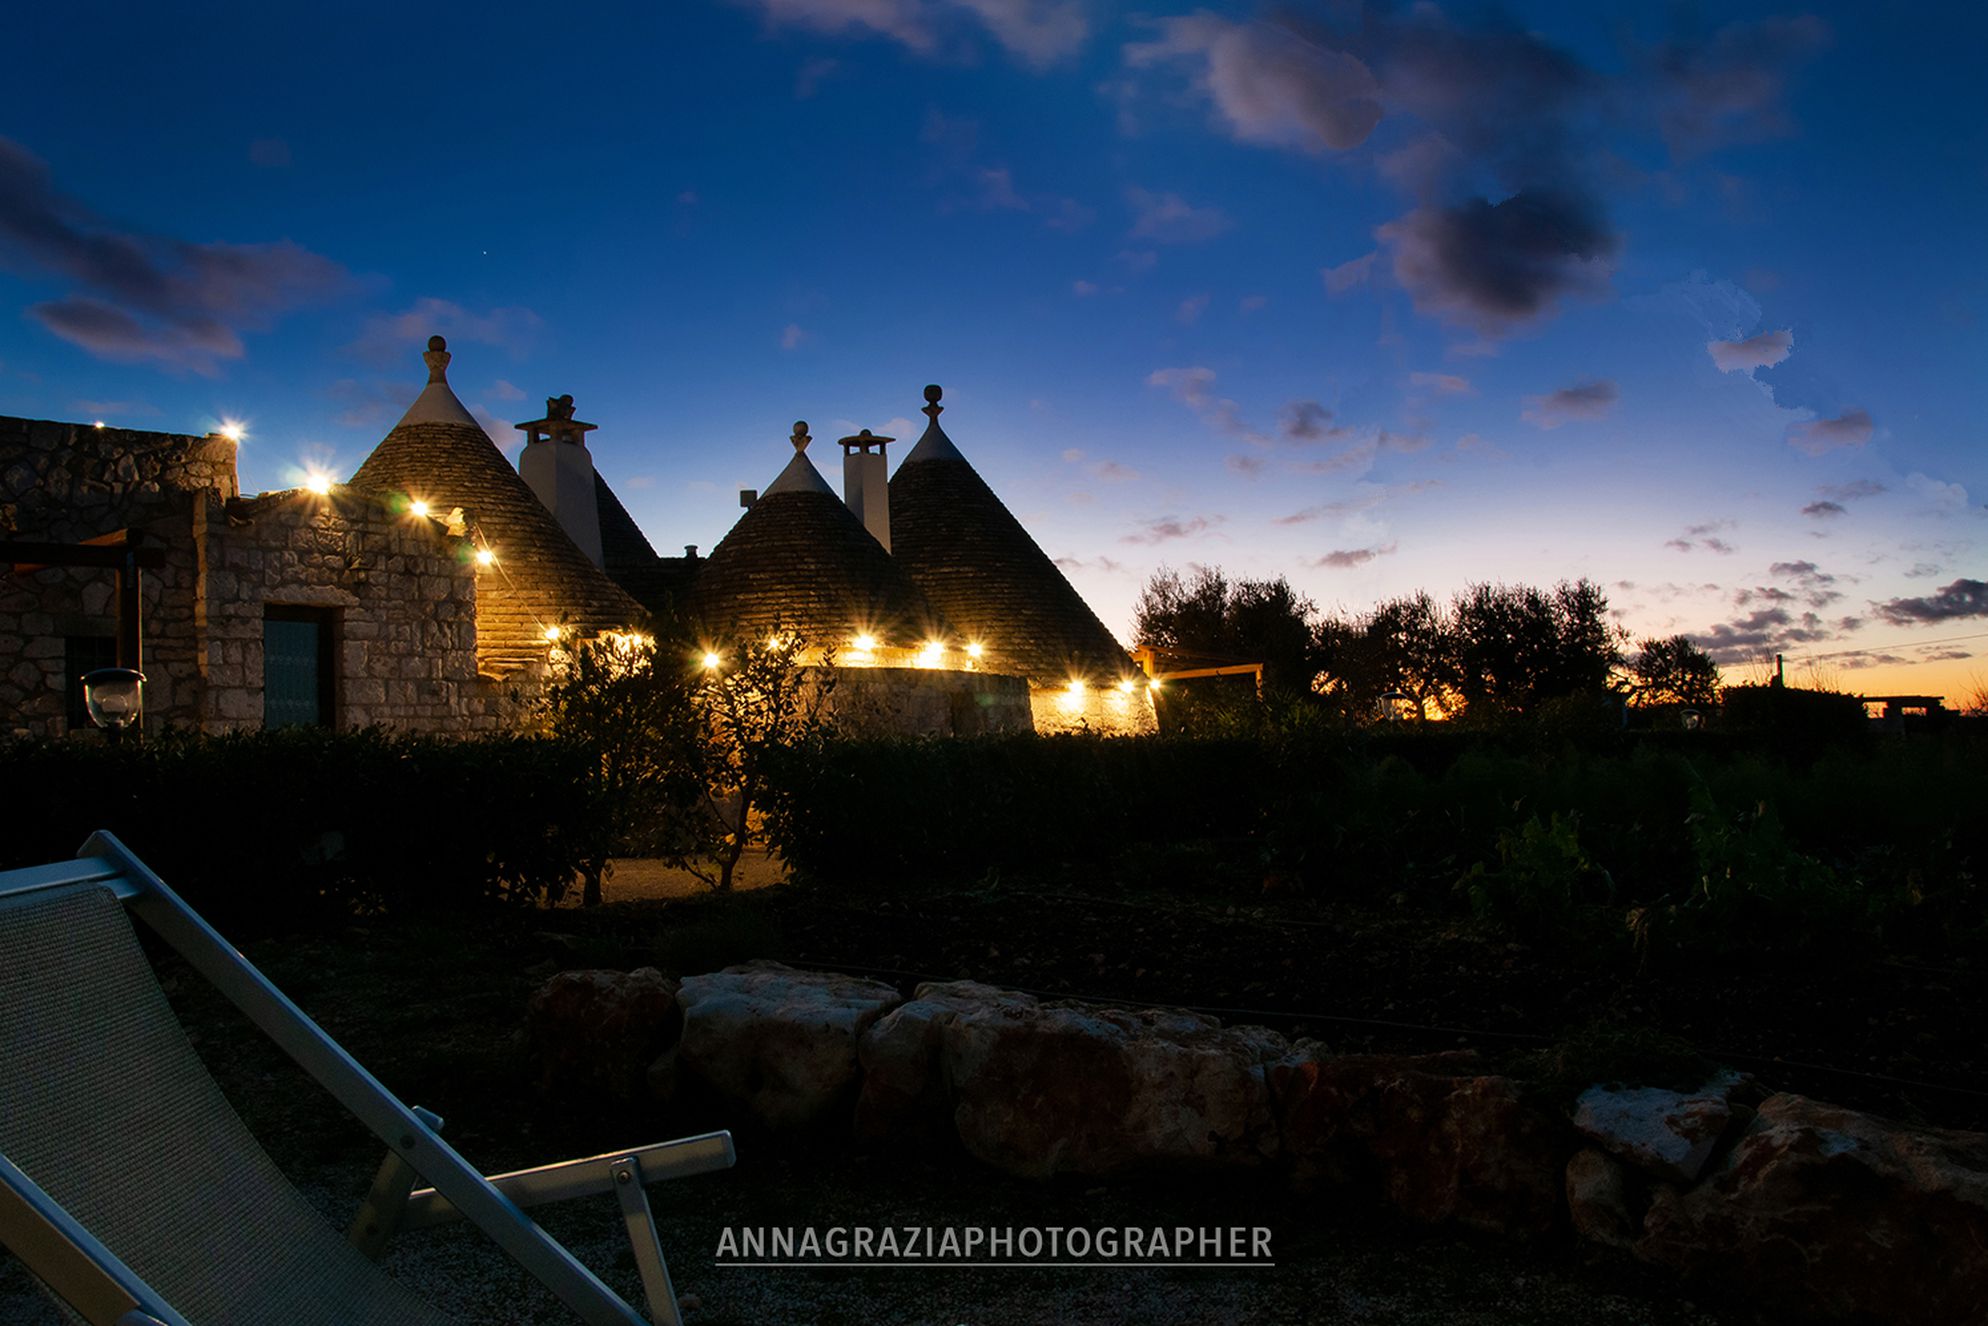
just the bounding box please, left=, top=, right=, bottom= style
left=0, top=831, right=732, bottom=1326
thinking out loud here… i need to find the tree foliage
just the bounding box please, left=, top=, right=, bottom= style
left=688, top=626, right=837, bottom=891
left=537, top=631, right=707, bottom=904
left=1446, top=579, right=1625, bottom=717
left=538, top=621, right=837, bottom=897
left=1628, top=634, right=1723, bottom=707
left=1312, top=578, right=1627, bottom=722
left=1133, top=566, right=1320, bottom=696
left=1314, top=591, right=1458, bottom=719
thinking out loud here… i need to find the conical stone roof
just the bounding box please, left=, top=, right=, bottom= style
left=348, top=337, right=642, bottom=672
left=595, top=470, right=701, bottom=620
left=684, top=423, right=951, bottom=651
left=889, top=386, right=1132, bottom=685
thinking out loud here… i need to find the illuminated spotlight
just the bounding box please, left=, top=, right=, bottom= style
left=303, top=468, right=334, bottom=496
left=852, top=633, right=877, bottom=652
left=701, top=651, right=722, bottom=670
left=218, top=420, right=245, bottom=443
left=474, top=548, right=496, bottom=567
left=1116, top=678, right=1135, bottom=694
left=543, top=625, right=563, bottom=643
left=965, top=641, right=984, bottom=659
left=916, top=640, right=945, bottom=668
left=766, top=634, right=786, bottom=651
left=1066, top=678, right=1087, bottom=696
left=93, top=420, right=106, bottom=430
left=409, top=499, right=432, bottom=518
left=1147, top=678, right=1162, bottom=692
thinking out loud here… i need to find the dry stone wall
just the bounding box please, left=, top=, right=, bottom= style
left=528, top=960, right=1988, bottom=1326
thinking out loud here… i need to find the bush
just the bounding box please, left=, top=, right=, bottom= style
left=760, top=732, right=1291, bottom=881
left=761, top=724, right=1988, bottom=963
left=0, top=728, right=605, bottom=934
left=1721, top=683, right=1867, bottom=746
left=1457, top=813, right=1616, bottom=942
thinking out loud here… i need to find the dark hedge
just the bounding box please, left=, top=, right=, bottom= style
left=0, top=728, right=603, bottom=934
left=761, top=725, right=1988, bottom=960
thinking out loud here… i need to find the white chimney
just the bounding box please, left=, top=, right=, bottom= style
left=837, top=428, right=892, bottom=552
left=516, top=393, right=604, bottom=566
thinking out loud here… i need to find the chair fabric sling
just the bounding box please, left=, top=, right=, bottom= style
left=0, top=882, right=458, bottom=1325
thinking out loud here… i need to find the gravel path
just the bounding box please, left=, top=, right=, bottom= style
left=3, top=1150, right=1751, bottom=1325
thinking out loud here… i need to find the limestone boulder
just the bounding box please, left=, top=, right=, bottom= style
left=855, top=980, right=1028, bottom=1148
left=1565, top=1147, right=1639, bottom=1249
left=939, top=992, right=1287, bottom=1179
left=1637, top=1093, right=1988, bottom=1325
left=523, top=967, right=680, bottom=1107
left=1270, top=1047, right=1566, bottom=1237
left=1572, top=1074, right=1741, bottom=1184
left=672, top=962, right=901, bottom=1132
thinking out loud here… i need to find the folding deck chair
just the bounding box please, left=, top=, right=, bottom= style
left=0, top=831, right=732, bottom=1326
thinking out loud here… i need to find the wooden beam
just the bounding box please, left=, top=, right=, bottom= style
left=0, top=540, right=167, bottom=572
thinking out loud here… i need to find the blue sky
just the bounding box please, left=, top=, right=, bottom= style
left=3, top=1, right=1983, bottom=694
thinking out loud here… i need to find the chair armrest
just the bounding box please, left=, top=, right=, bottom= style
left=397, top=1131, right=735, bottom=1232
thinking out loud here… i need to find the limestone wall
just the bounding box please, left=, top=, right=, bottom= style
left=826, top=666, right=1032, bottom=737
left=193, top=491, right=506, bottom=732
left=1029, top=681, right=1159, bottom=736
left=1, top=418, right=237, bottom=738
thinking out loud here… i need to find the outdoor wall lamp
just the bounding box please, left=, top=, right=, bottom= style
left=82, top=667, right=145, bottom=742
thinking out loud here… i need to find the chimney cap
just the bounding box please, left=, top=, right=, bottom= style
left=837, top=427, right=894, bottom=452
left=515, top=392, right=596, bottom=439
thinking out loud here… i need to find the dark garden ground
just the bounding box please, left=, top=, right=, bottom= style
left=3, top=716, right=1984, bottom=1322
left=1, top=863, right=1760, bottom=1326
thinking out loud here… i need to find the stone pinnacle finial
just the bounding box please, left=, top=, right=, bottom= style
left=791, top=421, right=812, bottom=453
left=922, top=383, right=944, bottom=421
left=423, top=335, right=451, bottom=384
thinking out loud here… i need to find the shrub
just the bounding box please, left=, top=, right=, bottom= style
left=0, top=728, right=604, bottom=934
left=762, top=723, right=1988, bottom=963
left=1457, top=812, right=1616, bottom=942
